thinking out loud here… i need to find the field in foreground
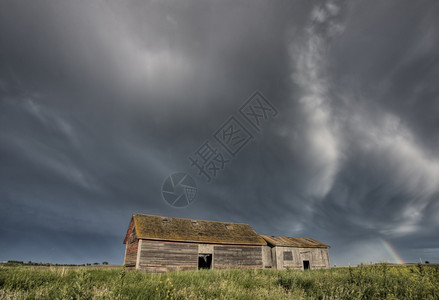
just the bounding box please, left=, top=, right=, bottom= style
left=0, top=264, right=438, bottom=299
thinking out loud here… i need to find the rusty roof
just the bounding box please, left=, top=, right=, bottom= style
left=125, top=214, right=267, bottom=245
left=260, top=235, right=330, bottom=248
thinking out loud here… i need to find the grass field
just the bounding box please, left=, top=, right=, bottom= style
left=0, top=264, right=438, bottom=299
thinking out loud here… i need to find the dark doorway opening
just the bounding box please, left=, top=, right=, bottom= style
left=198, top=254, right=212, bottom=269
left=303, top=260, right=310, bottom=270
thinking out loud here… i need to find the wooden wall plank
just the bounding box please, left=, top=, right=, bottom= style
left=214, top=245, right=263, bottom=268
left=138, top=240, right=198, bottom=272
left=124, top=224, right=138, bottom=268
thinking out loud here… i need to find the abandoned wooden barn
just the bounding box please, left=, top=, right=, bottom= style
left=260, top=235, right=330, bottom=270
left=123, top=214, right=269, bottom=272
left=123, top=213, right=330, bottom=272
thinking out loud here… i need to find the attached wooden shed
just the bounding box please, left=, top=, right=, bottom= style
left=123, top=214, right=269, bottom=272
left=261, top=235, right=330, bottom=270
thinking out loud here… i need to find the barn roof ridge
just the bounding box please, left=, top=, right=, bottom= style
left=124, top=213, right=330, bottom=248
left=132, top=213, right=251, bottom=226
left=260, top=235, right=330, bottom=248
left=127, top=213, right=267, bottom=246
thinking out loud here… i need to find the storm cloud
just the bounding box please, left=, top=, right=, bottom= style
left=1, top=0, right=438, bottom=265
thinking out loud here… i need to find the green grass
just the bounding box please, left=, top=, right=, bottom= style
left=0, top=264, right=438, bottom=299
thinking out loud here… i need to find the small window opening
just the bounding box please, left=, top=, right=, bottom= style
left=283, top=251, right=293, bottom=261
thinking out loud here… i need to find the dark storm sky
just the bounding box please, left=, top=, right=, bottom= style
left=1, top=0, right=439, bottom=265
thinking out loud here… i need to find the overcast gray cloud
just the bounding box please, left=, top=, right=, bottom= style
left=1, top=0, right=438, bottom=265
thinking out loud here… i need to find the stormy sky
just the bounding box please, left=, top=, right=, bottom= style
left=1, top=0, right=439, bottom=266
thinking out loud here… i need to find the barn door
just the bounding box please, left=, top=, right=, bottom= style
left=303, top=260, right=310, bottom=270
left=301, top=251, right=311, bottom=270
left=198, top=254, right=212, bottom=269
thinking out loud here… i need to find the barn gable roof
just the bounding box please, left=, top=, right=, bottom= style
left=261, top=235, right=330, bottom=248
left=124, top=213, right=267, bottom=245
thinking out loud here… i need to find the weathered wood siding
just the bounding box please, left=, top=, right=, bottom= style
left=262, top=245, right=273, bottom=268
left=124, top=220, right=139, bottom=271
left=273, top=247, right=330, bottom=270
left=138, top=240, right=198, bottom=272
left=213, top=245, right=263, bottom=269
